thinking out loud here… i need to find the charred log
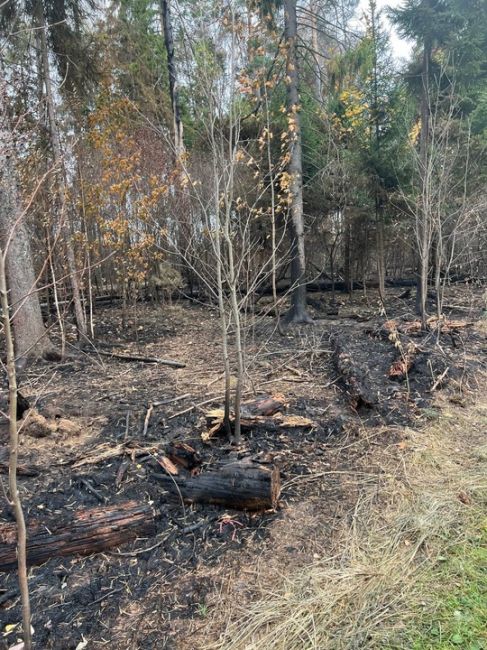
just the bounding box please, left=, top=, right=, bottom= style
left=331, top=334, right=378, bottom=409
left=0, top=501, right=155, bottom=572
left=154, top=459, right=280, bottom=511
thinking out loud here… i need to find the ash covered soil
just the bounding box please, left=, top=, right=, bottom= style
left=1, top=286, right=486, bottom=649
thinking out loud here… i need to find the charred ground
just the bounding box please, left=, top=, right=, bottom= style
left=0, top=285, right=486, bottom=649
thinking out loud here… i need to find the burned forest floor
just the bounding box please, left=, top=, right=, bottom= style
left=1, top=285, right=487, bottom=649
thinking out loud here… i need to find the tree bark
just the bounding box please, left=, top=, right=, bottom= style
left=0, top=60, right=51, bottom=362
left=343, top=207, right=352, bottom=295
left=283, top=0, right=311, bottom=323
left=310, top=0, right=322, bottom=102
left=36, top=3, right=87, bottom=338
left=0, top=501, right=155, bottom=572
left=160, top=0, right=184, bottom=158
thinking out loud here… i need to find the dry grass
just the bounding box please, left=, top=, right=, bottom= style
left=206, top=393, right=487, bottom=650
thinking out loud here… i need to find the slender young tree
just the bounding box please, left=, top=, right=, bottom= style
left=390, top=0, right=454, bottom=325
left=283, top=0, right=312, bottom=323
left=0, top=248, right=32, bottom=649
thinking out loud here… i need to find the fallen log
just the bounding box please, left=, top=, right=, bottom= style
left=90, top=350, right=186, bottom=368
left=331, top=334, right=378, bottom=409
left=154, top=459, right=280, bottom=510
left=256, top=278, right=364, bottom=297
left=0, top=500, right=155, bottom=572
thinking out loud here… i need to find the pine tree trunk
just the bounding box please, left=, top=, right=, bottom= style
left=0, top=61, right=51, bottom=363
left=283, top=0, right=311, bottom=323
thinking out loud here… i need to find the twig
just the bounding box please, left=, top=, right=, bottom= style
left=206, top=373, right=225, bottom=389
left=259, top=376, right=311, bottom=386
left=153, top=393, right=191, bottom=407
left=142, top=403, right=153, bottom=436
left=284, top=365, right=303, bottom=377
left=124, top=411, right=131, bottom=441
left=80, top=478, right=106, bottom=502
left=168, top=396, right=220, bottom=420
left=110, top=533, right=172, bottom=557
left=431, top=366, right=450, bottom=391
left=90, top=587, right=123, bottom=606
left=183, top=515, right=219, bottom=534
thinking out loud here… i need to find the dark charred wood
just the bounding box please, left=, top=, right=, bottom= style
left=256, top=279, right=364, bottom=297
left=0, top=501, right=155, bottom=572
left=240, top=395, right=286, bottom=417
left=166, top=442, right=202, bottom=471
left=89, top=350, right=186, bottom=368
left=154, top=460, right=280, bottom=510
left=0, top=389, right=29, bottom=422
left=331, top=334, right=378, bottom=409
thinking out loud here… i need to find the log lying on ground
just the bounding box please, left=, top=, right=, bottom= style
left=0, top=500, right=155, bottom=572
left=256, top=278, right=364, bottom=297
left=331, top=334, right=378, bottom=408
left=154, top=459, right=280, bottom=510
left=90, top=350, right=186, bottom=368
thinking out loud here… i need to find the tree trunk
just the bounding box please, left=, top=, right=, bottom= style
left=0, top=501, right=155, bottom=572
left=36, top=4, right=86, bottom=338
left=343, top=207, right=352, bottom=295
left=0, top=61, right=51, bottom=363
left=283, top=0, right=311, bottom=323
left=0, top=241, right=32, bottom=648
left=370, top=2, right=386, bottom=305
left=310, top=0, right=322, bottom=102
left=376, top=203, right=386, bottom=304
left=160, top=0, right=184, bottom=159
left=417, top=36, right=432, bottom=328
